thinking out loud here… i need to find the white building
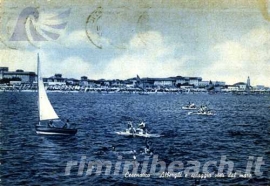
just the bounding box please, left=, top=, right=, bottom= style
left=234, top=82, right=246, bottom=91
left=44, top=74, right=66, bottom=86
left=175, top=76, right=202, bottom=87
left=154, top=78, right=174, bottom=86
left=198, top=81, right=209, bottom=88
left=226, top=85, right=239, bottom=91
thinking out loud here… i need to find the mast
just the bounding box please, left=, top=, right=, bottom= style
left=37, top=53, right=40, bottom=122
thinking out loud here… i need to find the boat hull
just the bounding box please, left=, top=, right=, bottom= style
left=138, top=93, right=149, bottom=95
left=196, top=112, right=215, bottom=116
left=115, top=131, right=135, bottom=136
left=181, top=106, right=197, bottom=110
left=135, top=133, right=162, bottom=138
left=115, top=131, right=161, bottom=138
left=35, top=126, right=77, bottom=135
left=188, top=112, right=215, bottom=116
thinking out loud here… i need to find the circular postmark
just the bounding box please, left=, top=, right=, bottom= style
left=86, top=6, right=142, bottom=49
left=85, top=6, right=103, bottom=49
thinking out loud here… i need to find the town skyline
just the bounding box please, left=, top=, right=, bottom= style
left=2, top=65, right=268, bottom=89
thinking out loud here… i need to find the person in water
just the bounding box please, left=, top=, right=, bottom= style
left=144, top=140, right=153, bottom=155
left=48, top=120, right=55, bottom=128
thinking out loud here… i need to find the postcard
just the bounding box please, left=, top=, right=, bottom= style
left=0, top=0, right=269, bottom=185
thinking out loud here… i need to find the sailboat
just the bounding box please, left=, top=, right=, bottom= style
left=35, top=54, right=77, bottom=135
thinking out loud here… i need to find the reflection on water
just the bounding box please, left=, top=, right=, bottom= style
left=0, top=92, right=269, bottom=185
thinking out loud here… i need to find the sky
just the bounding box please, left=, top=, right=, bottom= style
left=0, top=0, right=270, bottom=86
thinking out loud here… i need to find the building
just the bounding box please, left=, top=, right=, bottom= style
left=212, top=81, right=226, bottom=86
left=174, top=76, right=202, bottom=87
left=1, top=69, right=36, bottom=84
left=66, top=78, right=80, bottom=86
left=180, top=85, right=194, bottom=89
left=126, top=77, right=137, bottom=87
left=123, top=80, right=134, bottom=88
left=0, top=67, right=9, bottom=79
left=87, top=79, right=97, bottom=87
left=226, top=85, right=239, bottom=91
left=110, top=79, right=125, bottom=87
left=126, top=77, right=155, bottom=88
left=255, top=85, right=265, bottom=90
left=153, top=78, right=174, bottom=87
left=139, top=78, right=155, bottom=88
left=0, top=67, right=9, bottom=72
left=127, top=76, right=203, bottom=88
left=80, top=76, right=88, bottom=86
left=234, top=82, right=246, bottom=91
left=43, top=74, right=66, bottom=85
left=95, top=79, right=111, bottom=87
left=198, top=81, right=209, bottom=88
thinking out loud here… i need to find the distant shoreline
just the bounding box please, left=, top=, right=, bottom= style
left=0, top=88, right=269, bottom=95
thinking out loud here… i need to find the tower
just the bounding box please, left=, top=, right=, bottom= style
left=246, top=76, right=250, bottom=90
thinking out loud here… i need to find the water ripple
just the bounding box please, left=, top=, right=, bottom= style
left=0, top=93, right=269, bottom=185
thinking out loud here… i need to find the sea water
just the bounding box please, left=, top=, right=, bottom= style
left=0, top=92, right=269, bottom=185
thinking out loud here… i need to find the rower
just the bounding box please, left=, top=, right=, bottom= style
left=48, top=120, right=55, bottom=128
left=138, top=122, right=146, bottom=134
left=203, top=105, right=208, bottom=113
left=138, top=122, right=146, bottom=128
left=144, top=147, right=150, bottom=154
left=190, top=103, right=195, bottom=108
left=127, top=122, right=133, bottom=129
left=131, top=126, right=136, bottom=134
left=199, top=106, right=203, bottom=113
left=63, top=119, right=70, bottom=129
left=128, top=122, right=136, bottom=134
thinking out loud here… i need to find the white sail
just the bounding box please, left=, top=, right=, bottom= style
left=37, top=54, right=59, bottom=121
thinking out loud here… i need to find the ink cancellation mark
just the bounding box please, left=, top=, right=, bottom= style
left=85, top=6, right=103, bottom=49
left=86, top=6, right=147, bottom=49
